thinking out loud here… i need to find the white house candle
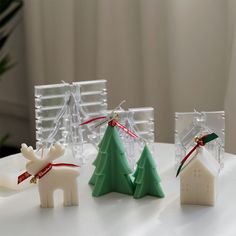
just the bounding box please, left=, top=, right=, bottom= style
left=180, top=146, right=220, bottom=206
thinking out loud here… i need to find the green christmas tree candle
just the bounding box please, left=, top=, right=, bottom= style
left=89, top=124, right=134, bottom=197
left=133, top=145, right=165, bottom=199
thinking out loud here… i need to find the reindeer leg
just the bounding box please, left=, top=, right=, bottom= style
left=39, top=190, right=48, bottom=208
left=64, top=187, right=72, bottom=206
left=71, top=181, right=78, bottom=206
left=47, top=190, right=54, bottom=208
left=39, top=186, right=54, bottom=208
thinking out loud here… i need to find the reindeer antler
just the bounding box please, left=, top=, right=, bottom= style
left=46, top=143, right=65, bottom=162
left=21, top=143, right=38, bottom=161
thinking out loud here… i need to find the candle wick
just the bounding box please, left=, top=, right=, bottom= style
left=41, top=147, right=44, bottom=159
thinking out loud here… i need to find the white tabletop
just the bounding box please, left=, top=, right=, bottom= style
left=0, top=143, right=236, bottom=236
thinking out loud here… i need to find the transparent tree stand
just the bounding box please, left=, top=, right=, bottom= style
left=175, top=111, right=225, bottom=170
left=35, top=80, right=107, bottom=164
left=107, top=107, right=155, bottom=170
left=35, top=80, right=155, bottom=167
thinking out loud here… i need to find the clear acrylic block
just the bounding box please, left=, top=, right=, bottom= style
left=35, top=80, right=107, bottom=164
left=107, top=107, right=155, bottom=170
left=175, top=111, right=225, bottom=170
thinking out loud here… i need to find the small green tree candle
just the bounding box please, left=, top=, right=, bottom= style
left=133, top=145, right=165, bottom=199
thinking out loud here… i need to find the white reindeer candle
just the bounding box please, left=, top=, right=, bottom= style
left=18, top=143, right=79, bottom=208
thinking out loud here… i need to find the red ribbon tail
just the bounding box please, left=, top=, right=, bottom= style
left=180, top=144, right=199, bottom=165
left=35, top=163, right=53, bottom=179
left=52, top=163, right=80, bottom=168
left=80, top=116, right=107, bottom=126
left=17, top=171, right=31, bottom=184
left=114, top=120, right=139, bottom=139
left=176, top=144, right=199, bottom=177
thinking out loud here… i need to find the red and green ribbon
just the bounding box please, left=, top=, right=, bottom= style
left=176, top=132, right=218, bottom=177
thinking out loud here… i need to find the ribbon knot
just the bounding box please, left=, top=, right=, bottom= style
left=108, top=119, right=117, bottom=127
left=195, top=137, right=204, bottom=146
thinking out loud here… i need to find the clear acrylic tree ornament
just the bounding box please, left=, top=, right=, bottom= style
left=175, top=111, right=225, bottom=170
left=107, top=107, right=155, bottom=170
left=35, top=80, right=107, bottom=164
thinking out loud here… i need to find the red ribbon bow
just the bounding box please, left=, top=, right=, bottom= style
left=18, top=163, right=79, bottom=184
left=80, top=116, right=139, bottom=140
left=176, top=133, right=218, bottom=177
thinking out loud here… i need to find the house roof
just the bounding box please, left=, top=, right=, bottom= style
left=180, top=146, right=220, bottom=177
